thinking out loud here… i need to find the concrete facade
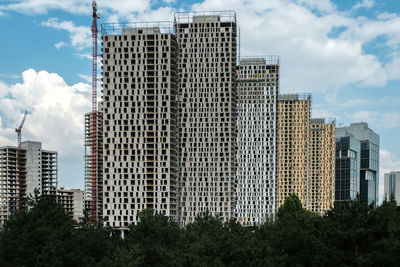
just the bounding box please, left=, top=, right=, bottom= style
left=235, top=57, right=279, bottom=225
left=175, top=12, right=237, bottom=224
left=101, top=23, right=179, bottom=227
left=0, top=141, right=57, bottom=224
left=57, top=187, right=85, bottom=222
left=84, top=107, right=103, bottom=221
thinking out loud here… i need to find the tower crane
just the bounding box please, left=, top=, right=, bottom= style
left=91, top=0, right=100, bottom=225
left=15, top=111, right=28, bottom=211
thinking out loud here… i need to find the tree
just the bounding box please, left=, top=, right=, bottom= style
left=115, top=209, right=184, bottom=266
left=0, top=194, right=74, bottom=266
left=268, top=194, right=332, bottom=266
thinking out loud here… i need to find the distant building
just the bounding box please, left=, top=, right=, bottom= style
left=309, top=118, right=335, bottom=214
left=384, top=171, right=400, bottom=203
left=334, top=134, right=360, bottom=205
left=175, top=12, right=238, bottom=225
left=277, top=94, right=335, bottom=215
left=336, top=122, right=379, bottom=206
left=84, top=105, right=103, bottom=222
left=57, top=187, right=84, bottom=222
left=101, top=23, right=179, bottom=228
left=236, top=56, right=279, bottom=225
left=278, top=94, right=311, bottom=209
left=0, top=141, right=57, bottom=224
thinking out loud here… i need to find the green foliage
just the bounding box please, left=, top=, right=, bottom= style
left=1, top=193, right=400, bottom=266
left=115, top=209, right=184, bottom=267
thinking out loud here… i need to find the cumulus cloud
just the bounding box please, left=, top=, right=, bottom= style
left=42, top=18, right=91, bottom=51
left=0, top=0, right=151, bottom=17
left=351, top=110, right=400, bottom=129
left=191, top=0, right=400, bottom=91
left=0, top=69, right=91, bottom=157
left=352, top=0, right=374, bottom=11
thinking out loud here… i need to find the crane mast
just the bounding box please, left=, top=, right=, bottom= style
left=15, top=111, right=28, bottom=211
left=91, top=0, right=99, bottom=225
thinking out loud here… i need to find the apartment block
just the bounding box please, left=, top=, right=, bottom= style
left=101, top=22, right=179, bottom=227
left=0, top=141, right=57, bottom=224
left=235, top=56, right=279, bottom=225
left=57, top=187, right=84, bottom=222
left=84, top=107, right=103, bottom=220
left=175, top=12, right=237, bottom=224
left=309, top=118, right=335, bottom=214
left=278, top=94, right=311, bottom=208
left=384, top=171, right=400, bottom=203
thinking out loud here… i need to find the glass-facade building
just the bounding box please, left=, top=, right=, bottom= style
left=335, top=123, right=379, bottom=206
left=384, top=171, right=400, bottom=204
left=335, top=135, right=360, bottom=204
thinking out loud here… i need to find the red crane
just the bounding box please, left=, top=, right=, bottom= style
left=91, top=0, right=100, bottom=225
left=15, top=111, right=28, bottom=211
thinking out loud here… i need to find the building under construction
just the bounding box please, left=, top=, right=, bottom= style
left=0, top=141, right=58, bottom=224
left=57, top=187, right=84, bottom=222
left=84, top=106, right=103, bottom=221
left=278, top=95, right=335, bottom=214
left=236, top=56, right=279, bottom=226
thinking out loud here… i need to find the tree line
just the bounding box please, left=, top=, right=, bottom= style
left=1, top=194, right=399, bottom=266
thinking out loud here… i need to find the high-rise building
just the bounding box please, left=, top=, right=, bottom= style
left=384, top=171, right=400, bottom=203
left=235, top=56, right=279, bottom=225
left=101, top=22, right=179, bottom=228
left=336, top=122, right=379, bottom=206
left=278, top=94, right=311, bottom=209
left=335, top=134, right=360, bottom=205
left=0, top=141, right=57, bottom=224
left=57, top=187, right=85, bottom=222
left=84, top=106, right=103, bottom=220
left=175, top=12, right=237, bottom=225
left=309, top=118, right=335, bottom=214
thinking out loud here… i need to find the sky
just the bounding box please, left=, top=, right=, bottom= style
left=0, top=0, right=399, bottom=203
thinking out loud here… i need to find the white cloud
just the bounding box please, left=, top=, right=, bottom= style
left=352, top=0, right=374, bottom=11
left=0, top=0, right=90, bottom=15
left=190, top=0, right=400, bottom=92
left=78, top=73, right=92, bottom=83
left=42, top=18, right=91, bottom=51
left=75, top=53, right=92, bottom=60
left=297, top=0, right=337, bottom=14
left=0, top=69, right=91, bottom=157
left=350, top=110, right=400, bottom=130
left=0, top=0, right=151, bottom=17
left=54, top=41, right=68, bottom=50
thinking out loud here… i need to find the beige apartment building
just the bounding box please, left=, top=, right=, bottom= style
left=278, top=94, right=311, bottom=208
left=278, top=95, right=335, bottom=214
left=310, top=119, right=335, bottom=214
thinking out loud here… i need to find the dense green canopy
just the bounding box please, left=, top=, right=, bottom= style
left=1, top=193, right=399, bottom=266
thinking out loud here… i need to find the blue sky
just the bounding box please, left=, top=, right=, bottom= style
left=0, top=0, right=399, bottom=203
